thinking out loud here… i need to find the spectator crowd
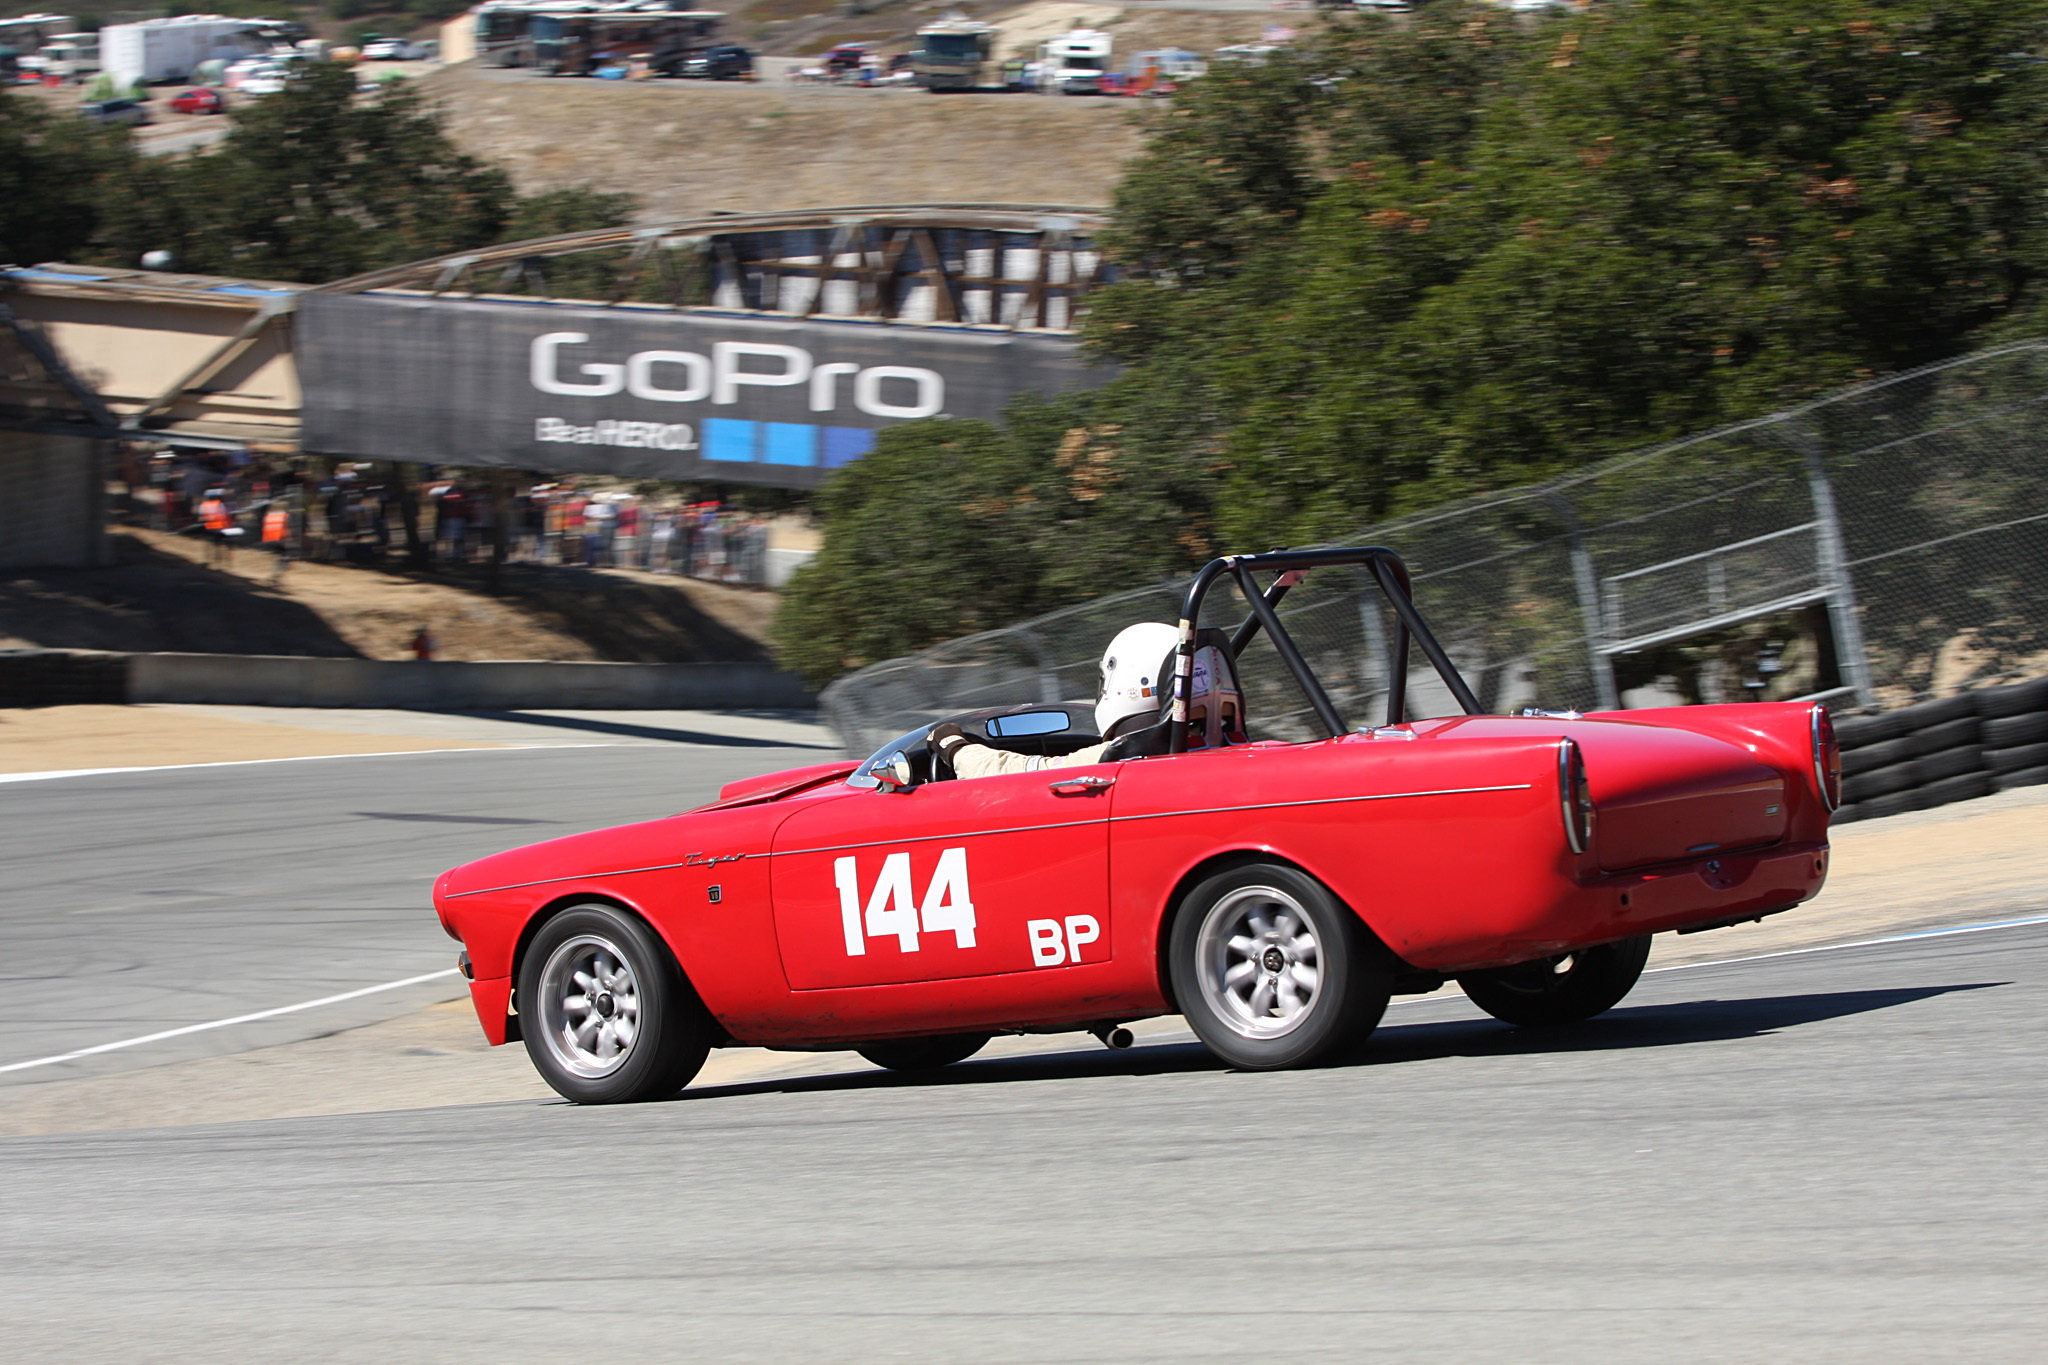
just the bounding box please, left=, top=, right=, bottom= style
left=125, top=451, right=782, bottom=586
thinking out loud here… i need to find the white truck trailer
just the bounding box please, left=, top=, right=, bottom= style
left=1035, top=27, right=1110, bottom=95
left=100, top=15, right=268, bottom=87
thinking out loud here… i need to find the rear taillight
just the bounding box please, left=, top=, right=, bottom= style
left=1558, top=738, right=1595, bottom=853
left=1812, top=705, right=1842, bottom=811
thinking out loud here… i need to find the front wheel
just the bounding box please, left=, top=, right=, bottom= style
left=518, top=904, right=711, bottom=1103
left=1170, top=863, right=1391, bottom=1070
left=857, top=1033, right=991, bottom=1072
left=1459, top=935, right=1653, bottom=1027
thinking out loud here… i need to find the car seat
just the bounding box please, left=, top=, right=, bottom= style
left=1101, top=627, right=1247, bottom=759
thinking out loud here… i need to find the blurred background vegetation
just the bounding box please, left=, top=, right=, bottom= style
left=775, top=0, right=2048, bottom=684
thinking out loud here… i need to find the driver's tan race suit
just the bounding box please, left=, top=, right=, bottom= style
left=948, top=740, right=1111, bottom=780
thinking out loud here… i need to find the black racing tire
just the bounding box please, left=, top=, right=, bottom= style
left=1987, top=742, right=2048, bottom=775
left=1842, top=761, right=1915, bottom=804
left=1899, top=694, right=1977, bottom=728
left=1834, top=711, right=1911, bottom=747
left=1907, top=716, right=1982, bottom=757
left=1908, top=746, right=1985, bottom=785
left=1169, top=862, right=1391, bottom=1070
left=1985, top=711, right=2048, bottom=750
left=1998, top=764, right=2048, bottom=792
left=1829, top=801, right=1865, bottom=825
left=856, top=1033, right=992, bottom=1072
left=1975, top=675, right=2048, bottom=719
left=1840, top=735, right=1914, bottom=778
left=1855, top=788, right=1926, bottom=820
left=1459, top=935, right=1653, bottom=1027
left=518, top=904, right=711, bottom=1104
left=1918, top=771, right=1995, bottom=809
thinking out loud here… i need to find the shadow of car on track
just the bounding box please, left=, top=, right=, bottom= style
left=659, top=982, right=2005, bottom=1105
left=440, top=710, right=836, bottom=750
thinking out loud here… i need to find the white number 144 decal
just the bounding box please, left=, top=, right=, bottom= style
left=835, top=848, right=976, bottom=956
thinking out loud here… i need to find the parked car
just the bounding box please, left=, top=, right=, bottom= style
left=678, top=43, right=751, bottom=79
left=223, top=56, right=271, bottom=87
left=79, top=97, right=151, bottom=127
left=169, top=87, right=224, bottom=114
left=361, top=38, right=424, bottom=61
left=433, top=543, right=1840, bottom=1104
left=237, top=65, right=289, bottom=96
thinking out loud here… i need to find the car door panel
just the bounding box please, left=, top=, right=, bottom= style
left=769, top=765, right=1116, bottom=999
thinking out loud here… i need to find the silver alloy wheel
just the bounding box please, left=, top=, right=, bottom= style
left=535, top=933, right=643, bottom=1079
left=1195, top=884, right=1323, bottom=1040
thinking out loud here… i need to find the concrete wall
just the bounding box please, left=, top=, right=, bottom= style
left=127, top=653, right=814, bottom=710
left=0, top=431, right=107, bottom=569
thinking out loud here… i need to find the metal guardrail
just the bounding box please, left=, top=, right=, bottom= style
left=822, top=340, right=2048, bottom=756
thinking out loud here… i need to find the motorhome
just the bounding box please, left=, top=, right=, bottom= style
left=35, top=32, right=99, bottom=80
left=476, top=0, right=721, bottom=73
left=1035, top=27, right=1110, bottom=95
left=911, top=14, right=994, bottom=92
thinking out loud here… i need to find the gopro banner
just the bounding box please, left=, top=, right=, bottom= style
left=297, top=292, right=1106, bottom=487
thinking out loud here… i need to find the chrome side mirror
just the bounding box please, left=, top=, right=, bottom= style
left=874, top=751, right=915, bottom=793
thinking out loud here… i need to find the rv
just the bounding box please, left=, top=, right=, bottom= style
left=1036, top=27, right=1110, bottom=95
left=476, top=0, right=721, bottom=74
left=35, top=32, right=99, bottom=80
left=911, top=15, right=994, bottom=92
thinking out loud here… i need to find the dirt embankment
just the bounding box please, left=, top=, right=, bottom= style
left=425, top=62, right=1146, bottom=219
left=0, top=526, right=777, bottom=663
left=421, top=3, right=1286, bottom=222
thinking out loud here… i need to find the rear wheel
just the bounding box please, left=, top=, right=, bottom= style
left=519, top=904, right=711, bottom=1104
left=1459, top=935, right=1653, bottom=1027
left=1170, top=863, right=1391, bottom=1070
left=856, top=1033, right=991, bottom=1072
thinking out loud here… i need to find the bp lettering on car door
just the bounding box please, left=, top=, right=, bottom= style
left=768, top=769, right=1115, bottom=990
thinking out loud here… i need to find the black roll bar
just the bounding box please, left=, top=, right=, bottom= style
left=1169, top=546, right=1482, bottom=754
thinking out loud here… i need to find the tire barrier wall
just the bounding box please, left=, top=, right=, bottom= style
left=1833, top=673, right=2048, bottom=823
left=0, top=649, right=815, bottom=711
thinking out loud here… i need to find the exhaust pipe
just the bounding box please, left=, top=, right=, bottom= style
left=1089, top=1023, right=1134, bottom=1050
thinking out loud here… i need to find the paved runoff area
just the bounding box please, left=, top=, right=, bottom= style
left=1, top=707, right=2045, bottom=1359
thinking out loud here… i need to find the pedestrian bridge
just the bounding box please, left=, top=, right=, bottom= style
left=0, top=203, right=1109, bottom=458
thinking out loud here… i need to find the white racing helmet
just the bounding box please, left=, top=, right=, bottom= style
left=1094, top=622, right=1181, bottom=738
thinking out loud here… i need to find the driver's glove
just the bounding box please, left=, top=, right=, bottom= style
left=928, top=722, right=972, bottom=764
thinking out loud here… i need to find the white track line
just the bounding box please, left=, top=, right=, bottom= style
left=0, top=744, right=612, bottom=785
left=1643, top=912, right=2048, bottom=974
left=0, top=969, right=463, bottom=1076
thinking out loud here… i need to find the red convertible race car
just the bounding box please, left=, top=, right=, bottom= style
left=434, top=546, right=1840, bottom=1103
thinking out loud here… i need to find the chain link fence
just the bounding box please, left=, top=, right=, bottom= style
left=823, top=341, right=2048, bottom=757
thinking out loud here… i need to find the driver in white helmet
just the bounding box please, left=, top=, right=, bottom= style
left=930, top=622, right=1180, bottom=780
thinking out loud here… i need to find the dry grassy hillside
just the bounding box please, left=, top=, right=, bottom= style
left=423, top=5, right=1290, bottom=219
left=425, top=64, right=1142, bottom=217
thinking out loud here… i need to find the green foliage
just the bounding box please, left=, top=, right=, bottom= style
left=503, top=186, right=639, bottom=243
left=0, top=90, right=136, bottom=266
left=782, top=0, right=2048, bottom=685
left=64, top=64, right=635, bottom=282
left=774, top=395, right=1220, bottom=686
left=91, top=63, right=514, bottom=280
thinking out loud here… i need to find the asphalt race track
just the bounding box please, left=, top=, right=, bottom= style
left=3, top=746, right=2046, bottom=1360
left=0, top=735, right=833, bottom=1082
